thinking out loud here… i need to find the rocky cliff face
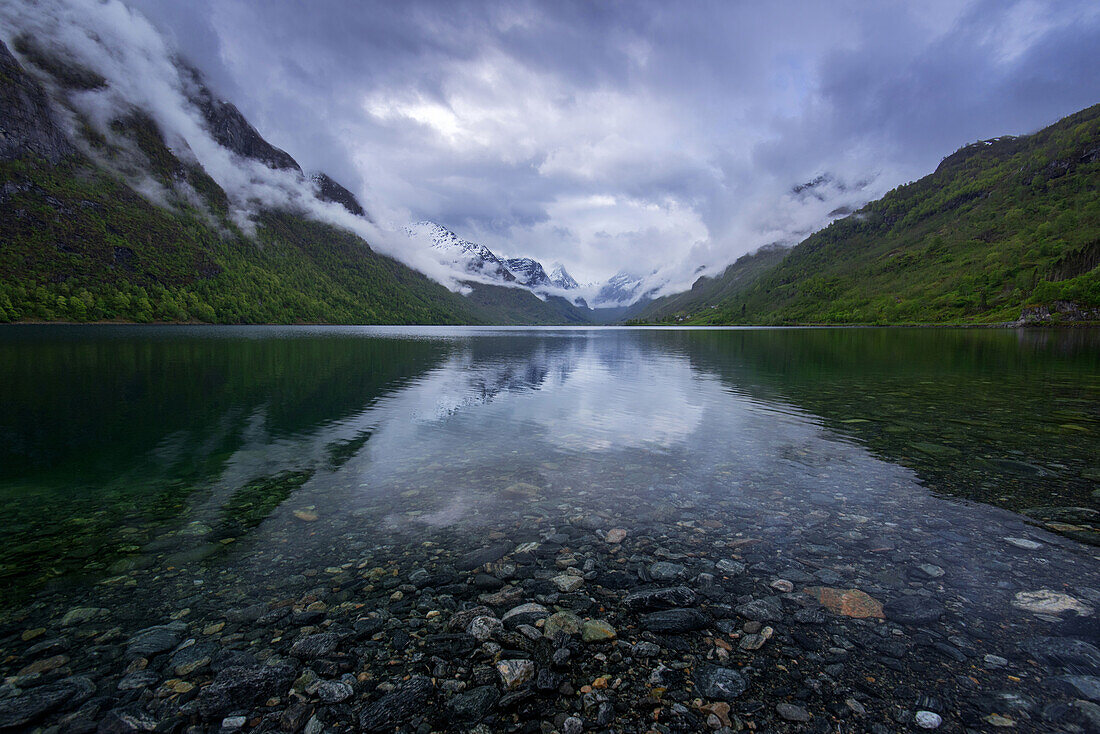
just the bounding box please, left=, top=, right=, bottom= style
left=179, top=64, right=301, bottom=172
left=311, top=172, right=366, bottom=218
left=504, top=257, right=552, bottom=288
left=0, top=39, right=75, bottom=164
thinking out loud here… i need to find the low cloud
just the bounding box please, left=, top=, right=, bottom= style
left=7, top=0, right=1100, bottom=298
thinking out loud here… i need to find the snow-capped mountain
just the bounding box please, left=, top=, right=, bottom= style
left=406, top=221, right=657, bottom=309
left=548, top=263, right=579, bottom=290
left=404, top=221, right=515, bottom=281
left=593, top=271, right=646, bottom=307
left=504, top=257, right=552, bottom=288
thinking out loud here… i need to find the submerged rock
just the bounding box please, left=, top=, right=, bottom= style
left=805, top=587, right=884, bottom=619
left=544, top=610, right=582, bottom=637
left=1021, top=637, right=1100, bottom=674
left=457, top=542, right=515, bottom=571
left=776, top=702, right=811, bottom=722
left=290, top=632, right=342, bottom=659
left=359, top=676, right=433, bottom=732
left=647, top=561, right=686, bottom=582
left=581, top=619, right=616, bottom=642
left=884, top=596, right=945, bottom=625
left=198, top=663, right=297, bottom=718
left=448, top=685, right=499, bottom=723
left=125, top=623, right=187, bottom=658
left=641, top=608, right=708, bottom=633
left=1012, top=589, right=1094, bottom=616
left=1052, top=675, right=1100, bottom=702
left=623, top=586, right=696, bottom=611
left=550, top=574, right=584, bottom=592
left=501, top=603, right=548, bottom=628
left=0, top=676, right=94, bottom=728
left=694, top=665, right=747, bottom=701
left=734, top=598, right=783, bottom=622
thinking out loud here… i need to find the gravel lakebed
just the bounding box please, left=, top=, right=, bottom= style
left=2, top=446, right=1100, bottom=734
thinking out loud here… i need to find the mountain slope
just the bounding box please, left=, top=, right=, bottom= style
left=687, top=104, right=1100, bottom=325
left=0, top=38, right=591, bottom=325
left=407, top=221, right=517, bottom=282
left=630, top=244, right=790, bottom=323
left=548, top=263, right=579, bottom=290
left=504, top=257, right=553, bottom=288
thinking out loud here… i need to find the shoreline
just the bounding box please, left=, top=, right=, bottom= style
left=3, top=319, right=1099, bottom=329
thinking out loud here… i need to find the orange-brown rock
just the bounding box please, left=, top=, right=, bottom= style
left=805, top=587, right=884, bottom=619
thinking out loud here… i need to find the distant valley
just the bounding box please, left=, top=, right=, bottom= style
left=0, top=28, right=1096, bottom=326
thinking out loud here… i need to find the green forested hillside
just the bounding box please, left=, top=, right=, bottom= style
left=630, top=245, right=789, bottom=323
left=674, top=104, right=1100, bottom=325
left=0, top=151, right=496, bottom=324
left=0, top=40, right=584, bottom=325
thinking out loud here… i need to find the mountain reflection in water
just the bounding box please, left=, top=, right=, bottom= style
left=0, top=326, right=1097, bottom=598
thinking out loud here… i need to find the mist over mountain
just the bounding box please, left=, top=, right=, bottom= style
left=0, top=0, right=1097, bottom=327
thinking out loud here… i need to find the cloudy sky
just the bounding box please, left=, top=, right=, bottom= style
left=42, top=1, right=1100, bottom=287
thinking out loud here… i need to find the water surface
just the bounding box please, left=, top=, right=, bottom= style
left=1, top=326, right=1098, bottom=731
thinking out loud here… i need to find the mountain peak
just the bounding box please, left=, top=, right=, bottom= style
left=548, top=263, right=579, bottom=289
left=178, top=62, right=301, bottom=173
left=310, top=172, right=367, bottom=218
left=504, top=257, right=552, bottom=288
left=406, top=221, right=516, bottom=282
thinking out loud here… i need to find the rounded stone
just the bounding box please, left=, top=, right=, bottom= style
left=465, top=616, right=503, bottom=641
left=915, top=711, right=943, bottom=728
left=694, top=665, right=747, bottom=701
left=883, top=595, right=945, bottom=625
left=544, top=611, right=582, bottom=638
left=581, top=619, right=616, bottom=642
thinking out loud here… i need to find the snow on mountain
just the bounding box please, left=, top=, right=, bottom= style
left=593, top=271, right=646, bottom=307
left=504, top=257, right=553, bottom=288
left=548, top=263, right=579, bottom=290
left=406, top=221, right=658, bottom=309
left=404, top=221, right=515, bottom=282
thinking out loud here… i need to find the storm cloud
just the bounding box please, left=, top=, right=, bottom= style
left=19, top=0, right=1100, bottom=293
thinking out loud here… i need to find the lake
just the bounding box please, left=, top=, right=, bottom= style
left=0, top=325, right=1098, bottom=732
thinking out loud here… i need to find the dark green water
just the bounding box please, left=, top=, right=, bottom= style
left=0, top=325, right=1097, bottom=603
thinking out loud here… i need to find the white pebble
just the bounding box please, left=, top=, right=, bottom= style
left=915, top=710, right=943, bottom=729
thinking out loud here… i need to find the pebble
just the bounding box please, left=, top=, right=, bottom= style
left=915, top=710, right=943, bottom=728
left=581, top=619, right=617, bottom=642
left=716, top=559, right=745, bottom=576
left=562, top=716, right=584, bottom=734
left=605, top=528, right=628, bottom=543
left=915, top=563, right=945, bottom=579
left=543, top=610, right=582, bottom=637
left=739, top=633, right=766, bottom=650
left=1012, top=589, right=1094, bottom=616
left=220, top=716, right=247, bottom=731
left=776, top=703, right=811, bottom=722
left=501, top=602, right=549, bottom=627
left=806, top=587, right=884, bottom=619
left=465, top=615, right=503, bottom=641
left=551, top=574, right=585, bottom=592
left=770, top=579, right=795, bottom=593
left=648, top=561, right=686, bottom=582
left=316, top=680, right=354, bottom=703
left=695, top=665, right=747, bottom=701
left=496, top=659, right=535, bottom=689
left=984, top=713, right=1016, bottom=727
left=1004, top=537, right=1043, bottom=550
